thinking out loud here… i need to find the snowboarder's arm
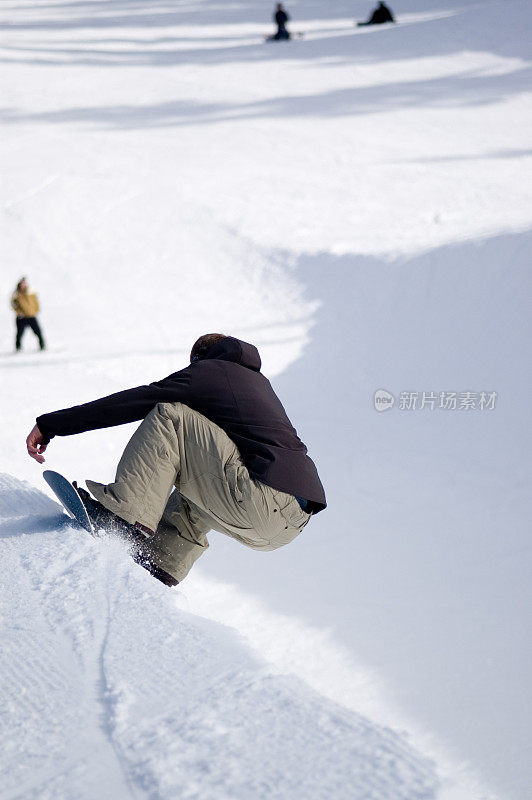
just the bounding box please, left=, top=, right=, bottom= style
left=34, top=371, right=192, bottom=446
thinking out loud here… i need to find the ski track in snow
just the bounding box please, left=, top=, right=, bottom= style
left=1, top=478, right=139, bottom=800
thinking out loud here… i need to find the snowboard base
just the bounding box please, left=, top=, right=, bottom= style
left=43, top=470, right=94, bottom=533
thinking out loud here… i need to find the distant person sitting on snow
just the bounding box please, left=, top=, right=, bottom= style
left=26, top=334, right=326, bottom=587
left=357, top=2, right=395, bottom=26
left=268, top=3, right=291, bottom=40
left=11, top=277, right=46, bottom=352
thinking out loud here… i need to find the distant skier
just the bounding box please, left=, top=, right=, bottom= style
left=11, top=277, right=46, bottom=352
left=26, top=334, right=326, bottom=587
left=268, top=3, right=291, bottom=41
left=357, top=2, right=395, bottom=26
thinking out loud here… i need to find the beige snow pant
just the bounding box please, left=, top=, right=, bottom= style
left=86, top=402, right=311, bottom=582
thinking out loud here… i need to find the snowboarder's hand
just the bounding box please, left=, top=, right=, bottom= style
left=26, top=424, right=47, bottom=463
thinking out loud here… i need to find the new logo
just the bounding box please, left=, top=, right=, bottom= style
left=373, top=389, right=395, bottom=412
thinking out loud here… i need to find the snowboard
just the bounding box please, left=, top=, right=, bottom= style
left=43, top=470, right=94, bottom=534
left=42, top=470, right=178, bottom=586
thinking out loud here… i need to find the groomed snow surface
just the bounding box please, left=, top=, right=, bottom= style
left=1, top=474, right=442, bottom=800
left=1, top=1, right=531, bottom=799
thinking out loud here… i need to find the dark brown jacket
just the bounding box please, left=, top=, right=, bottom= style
left=37, top=337, right=326, bottom=512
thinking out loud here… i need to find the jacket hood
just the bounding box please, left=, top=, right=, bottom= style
left=202, top=337, right=261, bottom=372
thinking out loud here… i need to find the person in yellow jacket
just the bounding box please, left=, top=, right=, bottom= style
left=11, top=277, right=46, bottom=351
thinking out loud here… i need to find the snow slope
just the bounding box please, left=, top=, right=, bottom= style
left=1, top=476, right=444, bottom=800
left=1, top=0, right=531, bottom=798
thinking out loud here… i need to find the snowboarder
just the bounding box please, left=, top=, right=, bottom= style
left=27, top=334, right=326, bottom=586
left=11, top=277, right=46, bottom=351
left=357, top=2, right=395, bottom=26
left=268, top=3, right=291, bottom=41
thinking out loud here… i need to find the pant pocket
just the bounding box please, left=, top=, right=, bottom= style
left=273, top=490, right=310, bottom=531
left=224, top=459, right=251, bottom=505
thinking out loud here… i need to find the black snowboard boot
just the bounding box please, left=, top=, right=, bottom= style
left=74, top=484, right=154, bottom=541
left=132, top=549, right=179, bottom=587
left=75, top=483, right=178, bottom=587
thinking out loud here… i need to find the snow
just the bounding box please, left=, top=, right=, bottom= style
left=1, top=0, right=531, bottom=798
left=2, top=475, right=442, bottom=800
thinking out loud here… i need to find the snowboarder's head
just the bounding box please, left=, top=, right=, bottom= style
left=190, top=333, right=227, bottom=363
left=17, top=278, right=28, bottom=292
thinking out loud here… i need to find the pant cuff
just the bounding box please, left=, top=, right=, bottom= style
left=85, top=479, right=156, bottom=530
